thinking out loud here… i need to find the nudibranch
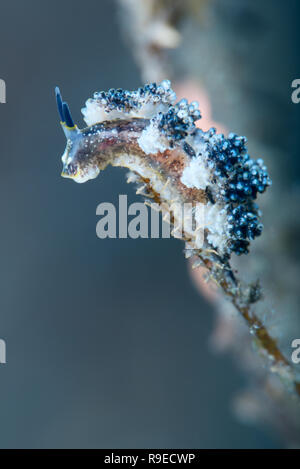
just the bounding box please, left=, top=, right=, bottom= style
left=56, top=81, right=271, bottom=258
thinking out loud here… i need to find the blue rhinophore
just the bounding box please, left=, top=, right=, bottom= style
left=55, top=87, right=75, bottom=128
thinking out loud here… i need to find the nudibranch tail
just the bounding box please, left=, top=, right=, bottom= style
left=55, top=80, right=271, bottom=258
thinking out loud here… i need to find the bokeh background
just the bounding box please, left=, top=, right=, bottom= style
left=0, top=0, right=299, bottom=448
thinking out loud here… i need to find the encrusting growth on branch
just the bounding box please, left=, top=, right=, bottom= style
left=55, top=80, right=300, bottom=397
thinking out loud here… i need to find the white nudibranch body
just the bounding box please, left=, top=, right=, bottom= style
left=56, top=80, right=271, bottom=258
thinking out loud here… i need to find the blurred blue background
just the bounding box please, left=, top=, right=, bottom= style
left=0, top=0, right=298, bottom=448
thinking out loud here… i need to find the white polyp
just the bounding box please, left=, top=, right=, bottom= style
left=137, top=120, right=170, bottom=154
left=201, top=203, right=229, bottom=254
left=113, top=153, right=179, bottom=205
left=181, top=154, right=212, bottom=190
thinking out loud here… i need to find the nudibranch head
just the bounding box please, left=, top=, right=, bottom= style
left=56, top=87, right=100, bottom=183
left=60, top=132, right=100, bottom=183
left=55, top=81, right=272, bottom=257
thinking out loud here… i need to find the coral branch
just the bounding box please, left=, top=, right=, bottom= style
left=56, top=81, right=300, bottom=400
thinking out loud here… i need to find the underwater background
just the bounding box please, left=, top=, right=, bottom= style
left=0, top=0, right=299, bottom=448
